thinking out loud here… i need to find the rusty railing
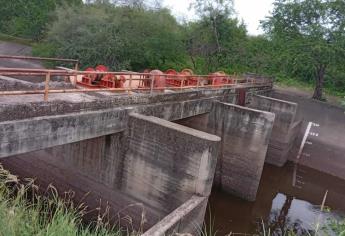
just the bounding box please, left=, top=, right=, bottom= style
left=0, top=68, right=273, bottom=102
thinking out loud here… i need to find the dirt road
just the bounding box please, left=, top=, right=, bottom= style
left=0, top=41, right=44, bottom=69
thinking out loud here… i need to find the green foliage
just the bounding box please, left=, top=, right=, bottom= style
left=36, top=4, right=187, bottom=71
left=0, top=0, right=82, bottom=41
left=262, top=0, right=345, bottom=100
left=0, top=164, right=125, bottom=236
left=26, top=0, right=345, bottom=99
left=323, top=218, right=345, bottom=236
left=184, top=0, right=248, bottom=74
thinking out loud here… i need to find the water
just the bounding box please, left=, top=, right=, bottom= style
left=207, top=162, right=345, bottom=235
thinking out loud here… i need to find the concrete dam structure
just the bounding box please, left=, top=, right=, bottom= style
left=0, top=77, right=307, bottom=235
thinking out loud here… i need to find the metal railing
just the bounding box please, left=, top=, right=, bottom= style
left=0, top=68, right=273, bottom=102
left=0, top=55, right=79, bottom=71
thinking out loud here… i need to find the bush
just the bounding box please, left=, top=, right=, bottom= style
left=33, top=4, right=188, bottom=71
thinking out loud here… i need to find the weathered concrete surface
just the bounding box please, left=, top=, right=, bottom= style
left=120, top=113, right=220, bottom=214
left=249, top=95, right=301, bottom=167
left=1, top=112, right=221, bottom=234
left=176, top=102, right=275, bottom=201
left=0, top=98, right=216, bottom=159
left=0, top=86, right=272, bottom=122
left=0, top=108, right=129, bottom=158
left=0, top=86, right=273, bottom=233
left=210, top=103, right=275, bottom=201
left=0, top=147, right=161, bottom=230
left=0, top=86, right=272, bottom=158
left=272, top=88, right=345, bottom=180
left=142, top=196, right=207, bottom=236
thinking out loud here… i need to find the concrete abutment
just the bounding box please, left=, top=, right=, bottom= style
left=2, top=87, right=300, bottom=234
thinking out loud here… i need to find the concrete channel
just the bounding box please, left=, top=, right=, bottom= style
left=3, top=81, right=340, bottom=235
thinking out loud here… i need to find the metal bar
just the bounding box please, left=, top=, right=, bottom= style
left=128, top=74, right=133, bottom=95
left=150, top=76, right=154, bottom=94
left=0, top=82, right=272, bottom=97
left=74, top=63, right=79, bottom=87
left=44, top=72, right=51, bottom=101
left=0, top=68, right=257, bottom=78
left=180, top=76, right=184, bottom=91
left=0, top=55, right=78, bottom=63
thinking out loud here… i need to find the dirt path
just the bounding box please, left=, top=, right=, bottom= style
left=274, top=84, right=344, bottom=107
left=0, top=41, right=44, bottom=70
left=0, top=41, right=74, bottom=90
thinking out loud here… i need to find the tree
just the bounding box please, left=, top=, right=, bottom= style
left=0, top=0, right=82, bottom=41
left=191, top=0, right=234, bottom=53
left=39, top=4, right=187, bottom=71
left=263, top=0, right=345, bottom=100
left=186, top=0, right=248, bottom=73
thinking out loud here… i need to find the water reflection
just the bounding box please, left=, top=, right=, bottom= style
left=207, top=162, right=345, bottom=235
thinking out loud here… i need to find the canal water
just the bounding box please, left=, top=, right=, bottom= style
left=207, top=162, right=345, bottom=235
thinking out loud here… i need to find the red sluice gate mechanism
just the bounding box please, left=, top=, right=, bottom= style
left=77, top=65, right=235, bottom=90
left=78, top=65, right=126, bottom=88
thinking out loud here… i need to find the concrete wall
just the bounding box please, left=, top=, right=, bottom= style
left=176, top=102, right=275, bottom=201
left=119, top=113, right=220, bottom=215
left=142, top=196, right=208, bottom=236
left=272, top=89, right=345, bottom=180
left=249, top=95, right=301, bottom=167
left=1, top=112, right=221, bottom=233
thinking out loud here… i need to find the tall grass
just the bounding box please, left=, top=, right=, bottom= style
left=0, top=164, right=124, bottom=236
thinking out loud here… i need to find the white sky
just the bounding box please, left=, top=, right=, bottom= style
left=162, top=0, right=275, bottom=35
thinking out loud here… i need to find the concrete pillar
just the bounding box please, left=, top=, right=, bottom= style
left=210, top=102, right=275, bottom=201
left=249, top=95, right=302, bottom=167
left=119, top=113, right=220, bottom=214
left=175, top=102, right=275, bottom=201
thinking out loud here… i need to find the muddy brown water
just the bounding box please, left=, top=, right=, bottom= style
left=207, top=162, right=345, bottom=235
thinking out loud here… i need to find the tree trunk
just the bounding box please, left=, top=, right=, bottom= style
left=312, top=65, right=326, bottom=100
left=190, top=55, right=196, bottom=71
left=211, top=16, right=221, bottom=53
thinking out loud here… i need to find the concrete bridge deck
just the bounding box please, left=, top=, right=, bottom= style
left=0, top=83, right=303, bottom=235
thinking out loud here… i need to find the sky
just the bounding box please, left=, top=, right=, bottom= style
left=162, top=0, right=275, bottom=35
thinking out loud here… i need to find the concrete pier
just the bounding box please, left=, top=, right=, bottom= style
left=249, top=95, right=302, bottom=167
left=210, top=102, right=275, bottom=201
left=176, top=102, right=275, bottom=201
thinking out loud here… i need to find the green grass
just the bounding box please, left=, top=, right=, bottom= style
left=275, top=76, right=315, bottom=93
left=0, top=164, right=125, bottom=236
left=275, top=75, right=345, bottom=107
